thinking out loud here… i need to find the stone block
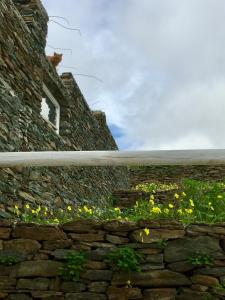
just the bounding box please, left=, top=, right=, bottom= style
left=3, top=239, right=41, bottom=254
left=11, top=260, right=62, bottom=277
left=12, top=225, right=67, bottom=240
left=17, top=278, right=50, bottom=290
left=112, top=270, right=191, bottom=287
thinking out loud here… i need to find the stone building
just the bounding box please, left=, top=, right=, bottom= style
left=0, top=0, right=129, bottom=214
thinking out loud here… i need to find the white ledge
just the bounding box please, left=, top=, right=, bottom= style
left=1, top=149, right=225, bottom=167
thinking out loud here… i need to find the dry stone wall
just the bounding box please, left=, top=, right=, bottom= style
left=0, top=220, right=225, bottom=299
left=130, top=165, right=225, bottom=187
left=0, top=0, right=129, bottom=215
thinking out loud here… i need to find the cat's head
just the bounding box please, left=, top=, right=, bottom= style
left=53, top=52, right=63, bottom=59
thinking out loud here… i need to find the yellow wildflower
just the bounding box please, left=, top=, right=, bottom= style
left=126, top=280, right=131, bottom=286
left=31, top=209, right=36, bottom=214
left=185, top=208, right=193, bottom=214
left=83, top=206, right=89, bottom=212
left=44, top=206, right=48, bottom=212
left=25, top=204, right=30, bottom=209
left=150, top=195, right=155, bottom=200
left=217, top=195, right=223, bottom=199
left=67, top=206, right=72, bottom=211
left=174, top=193, right=179, bottom=199
left=177, top=209, right=183, bottom=215
left=37, top=206, right=41, bottom=213
left=164, top=208, right=169, bottom=214
left=182, top=192, right=186, bottom=197
left=15, top=205, right=19, bottom=210
left=54, top=218, right=59, bottom=223
left=189, top=199, right=194, bottom=207
left=149, top=199, right=154, bottom=206
left=168, top=203, right=174, bottom=209
left=152, top=207, right=161, bottom=214
left=114, top=207, right=121, bottom=213
left=144, top=228, right=150, bottom=236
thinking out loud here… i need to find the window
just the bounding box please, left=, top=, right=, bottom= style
left=41, top=83, right=60, bottom=134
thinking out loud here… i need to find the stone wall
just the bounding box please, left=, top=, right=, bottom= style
left=112, top=190, right=178, bottom=209
left=0, top=220, right=225, bottom=299
left=129, top=165, right=225, bottom=187
left=0, top=0, right=129, bottom=214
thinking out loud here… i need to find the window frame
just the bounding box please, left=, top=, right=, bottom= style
left=41, top=83, right=60, bottom=134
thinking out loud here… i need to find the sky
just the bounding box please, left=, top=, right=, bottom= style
left=42, top=0, right=225, bottom=150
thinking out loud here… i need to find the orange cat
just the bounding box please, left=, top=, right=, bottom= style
left=47, top=52, right=63, bottom=67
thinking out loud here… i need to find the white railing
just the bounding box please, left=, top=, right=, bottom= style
left=0, top=149, right=225, bottom=167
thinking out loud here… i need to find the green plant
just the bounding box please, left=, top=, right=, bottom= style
left=157, top=239, right=167, bottom=249
left=107, top=246, right=142, bottom=273
left=212, top=283, right=225, bottom=291
left=0, top=255, right=20, bottom=265
left=58, top=251, right=86, bottom=281
left=188, top=251, right=214, bottom=266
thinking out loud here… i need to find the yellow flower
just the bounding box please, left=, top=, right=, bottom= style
left=168, top=203, right=174, bottom=209
left=208, top=202, right=212, bottom=206
left=174, top=193, right=179, bottom=199
left=53, top=218, right=59, bottom=223
left=25, top=204, right=30, bottom=209
left=177, top=209, right=183, bottom=215
left=189, top=199, right=194, bottom=207
left=67, top=206, right=72, bottom=211
left=152, top=207, right=161, bottom=214
left=83, top=205, right=89, bottom=212
left=164, top=208, right=169, bottom=214
left=182, top=192, right=186, bottom=197
left=114, top=207, right=121, bottom=213
left=15, top=205, right=19, bottom=210
left=37, top=206, right=41, bottom=213
left=149, top=199, right=154, bottom=206
left=126, top=280, right=131, bottom=286
left=44, top=206, right=48, bottom=212
left=31, top=209, right=36, bottom=214
left=144, top=228, right=150, bottom=236
left=150, top=195, right=155, bottom=200
left=217, top=195, right=223, bottom=199
left=185, top=208, right=193, bottom=214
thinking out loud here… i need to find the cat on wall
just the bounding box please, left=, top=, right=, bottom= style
left=47, top=52, right=63, bottom=67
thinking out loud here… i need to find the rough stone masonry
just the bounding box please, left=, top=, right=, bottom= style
left=0, top=0, right=129, bottom=215
left=0, top=220, right=224, bottom=299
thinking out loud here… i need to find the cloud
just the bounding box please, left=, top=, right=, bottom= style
left=42, top=0, right=225, bottom=150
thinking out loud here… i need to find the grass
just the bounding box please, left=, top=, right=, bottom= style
left=11, top=178, right=225, bottom=225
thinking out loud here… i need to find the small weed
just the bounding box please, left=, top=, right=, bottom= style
left=188, top=251, right=214, bottom=266
left=107, top=246, right=143, bottom=273
left=58, top=251, right=86, bottom=281
left=0, top=255, right=20, bottom=266
left=157, top=239, right=167, bottom=249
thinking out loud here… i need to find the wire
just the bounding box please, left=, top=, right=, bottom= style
left=49, top=16, right=70, bottom=26
left=60, top=66, right=103, bottom=81
left=60, top=65, right=77, bottom=70
left=49, top=20, right=81, bottom=36
left=73, top=73, right=103, bottom=83
left=47, top=44, right=73, bottom=54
